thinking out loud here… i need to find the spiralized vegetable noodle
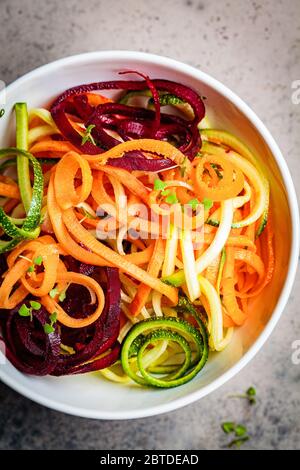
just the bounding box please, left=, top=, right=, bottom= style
left=0, top=73, right=273, bottom=388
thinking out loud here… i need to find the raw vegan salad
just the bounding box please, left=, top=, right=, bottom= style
left=0, top=72, right=274, bottom=388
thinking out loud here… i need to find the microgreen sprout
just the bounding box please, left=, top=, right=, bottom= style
left=33, top=255, right=43, bottom=266
left=229, top=386, right=257, bottom=405
left=18, top=300, right=41, bottom=321
left=81, top=124, right=96, bottom=146
left=154, top=179, right=167, bottom=191
left=202, top=198, right=213, bottom=211
left=43, top=311, right=58, bottom=335
left=221, top=421, right=249, bottom=449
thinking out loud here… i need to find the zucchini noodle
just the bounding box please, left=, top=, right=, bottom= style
left=163, top=199, right=233, bottom=286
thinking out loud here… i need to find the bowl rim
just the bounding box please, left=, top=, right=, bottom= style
left=0, top=50, right=299, bottom=420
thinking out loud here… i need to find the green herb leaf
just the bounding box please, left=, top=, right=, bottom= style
left=27, top=265, right=35, bottom=273
left=49, top=288, right=58, bottom=299
left=247, top=386, right=256, bottom=396
left=187, top=198, right=200, bottom=211
left=202, top=198, right=213, bottom=211
left=228, top=435, right=249, bottom=449
left=154, top=179, right=167, bottom=191
left=221, top=422, right=236, bottom=434
left=34, top=255, right=43, bottom=266
left=18, top=304, right=31, bottom=317
left=43, top=323, right=55, bottom=334
left=49, top=312, right=57, bottom=325
left=81, top=124, right=96, bottom=146
left=235, top=424, right=247, bottom=437
left=29, top=300, right=41, bottom=310
left=58, top=289, right=67, bottom=302
left=0, top=109, right=5, bottom=118
left=165, top=192, right=178, bottom=204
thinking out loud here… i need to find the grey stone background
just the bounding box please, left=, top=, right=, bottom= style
left=0, top=0, right=299, bottom=450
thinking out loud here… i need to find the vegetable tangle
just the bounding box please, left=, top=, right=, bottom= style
left=0, top=72, right=274, bottom=388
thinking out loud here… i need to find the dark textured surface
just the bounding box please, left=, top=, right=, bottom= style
left=0, top=0, right=300, bottom=450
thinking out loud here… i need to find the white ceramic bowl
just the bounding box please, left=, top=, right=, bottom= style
left=0, top=51, right=299, bottom=419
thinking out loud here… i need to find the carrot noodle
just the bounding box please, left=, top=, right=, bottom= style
left=0, top=176, right=20, bottom=199
left=30, top=140, right=77, bottom=155
left=84, top=138, right=189, bottom=168
left=0, top=79, right=274, bottom=384
left=41, top=272, right=105, bottom=328
left=54, top=151, right=93, bottom=209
